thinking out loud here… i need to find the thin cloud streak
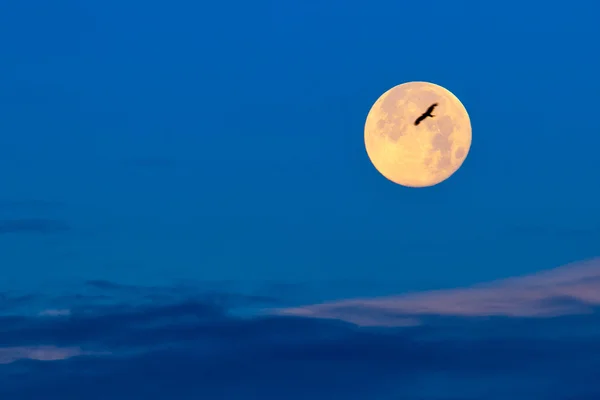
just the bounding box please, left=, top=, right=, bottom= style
left=274, top=258, right=600, bottom=326
left=38, top=309, right=71, bottom=317
left=0, top=346, right=97, bottom=364
left=0, top=274, right=599, bottom=398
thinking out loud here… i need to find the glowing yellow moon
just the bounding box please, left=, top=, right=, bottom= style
left=364, top=81, right=472, bottom=187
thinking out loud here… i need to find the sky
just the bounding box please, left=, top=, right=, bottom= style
left=0, top=0, right=599, bottom=398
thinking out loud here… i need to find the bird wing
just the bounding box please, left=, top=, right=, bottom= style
left=427, top=103, right=438, bottom=113
left=414, top=115, right=425, bottom=125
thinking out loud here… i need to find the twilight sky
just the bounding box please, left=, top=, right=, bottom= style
left=0, top=0, right=599, bottom=398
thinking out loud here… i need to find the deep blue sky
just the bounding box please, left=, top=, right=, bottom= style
left=1, top=0, right=599, bottom=294
left=2, top=2, right=600, bottom=399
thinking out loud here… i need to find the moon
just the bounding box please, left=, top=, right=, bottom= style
left=364, top=81, right=472, bottom=187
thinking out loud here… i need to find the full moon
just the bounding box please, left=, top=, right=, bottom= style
left=364, top=81, right=472, bottom=187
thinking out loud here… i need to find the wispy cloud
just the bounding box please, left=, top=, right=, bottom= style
left=38, top=309, right=71, bottom=317
left=274, top=258, right=600, bottom=326
left=0, top=263, right=599, bottom=399
left=0, top=346, right=95, bottom=364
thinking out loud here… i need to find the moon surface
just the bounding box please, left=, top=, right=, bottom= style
left=364, top=81, right=472, bottom=187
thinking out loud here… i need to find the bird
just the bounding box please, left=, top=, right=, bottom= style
left=414, top=103, right=438, bottom=126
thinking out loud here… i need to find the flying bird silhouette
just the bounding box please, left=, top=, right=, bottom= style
left=414, top=103, right=438, bottom=126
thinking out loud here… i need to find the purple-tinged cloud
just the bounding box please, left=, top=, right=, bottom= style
left=274, top=258, right=600, bottom=326
left=38, top=309, right=71, bottom=317
left=0, top=275, right=599, bottom=399
left=0, top=346, right=93, bottom=364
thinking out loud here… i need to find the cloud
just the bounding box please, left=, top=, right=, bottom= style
left=274, top=257, right=600, bottom=326
left=0, top=293, right=36, bottom=311
left=0, top=267, right=599, bottom=399
left=38, top=309, right=71, bottom=317
left=0, top=346, right=93, bottom=364
left=85, top=280, right=124, bottom=290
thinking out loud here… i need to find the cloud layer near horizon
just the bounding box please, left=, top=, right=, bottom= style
left=1, top=259, right=600, bottom=399
left=274, top=257, right=600, bottom=326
